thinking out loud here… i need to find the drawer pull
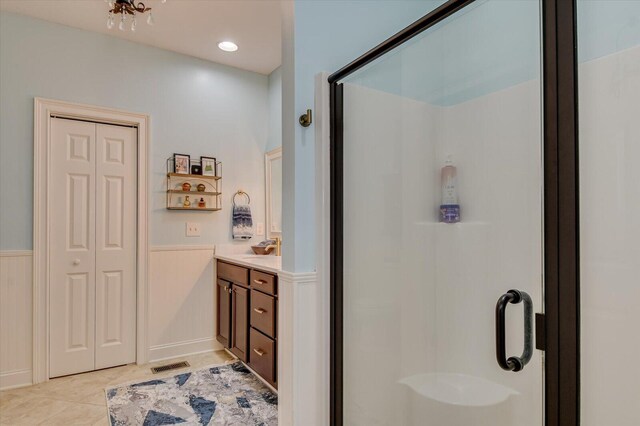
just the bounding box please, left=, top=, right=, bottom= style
left=253, top=348, right=266, bottom=357
left=253, top=308, right=266, bottom=314
left=253, top=279, right=267, bottom=285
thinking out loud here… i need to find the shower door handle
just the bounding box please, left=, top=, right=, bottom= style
left=495, top=289, right=533, bottom=372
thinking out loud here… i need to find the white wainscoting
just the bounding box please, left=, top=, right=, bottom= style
left=278, top=270, right=321, bottom=426
left=148, top=246, right=223, bottom=362
left=0, top=251, right=33, bottom=390
left=0, top=246, right=223, bottom=390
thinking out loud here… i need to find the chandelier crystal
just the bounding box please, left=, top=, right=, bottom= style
left=105, top=0, right=163, bottom=31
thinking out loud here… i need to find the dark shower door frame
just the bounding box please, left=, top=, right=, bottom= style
left=328, top=0, right=580, bottom=425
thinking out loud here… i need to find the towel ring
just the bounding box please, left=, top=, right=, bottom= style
left=233, top=190, right=250, bottom=206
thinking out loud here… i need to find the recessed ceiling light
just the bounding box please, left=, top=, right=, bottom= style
left=218, top=41, right=238, bottom=52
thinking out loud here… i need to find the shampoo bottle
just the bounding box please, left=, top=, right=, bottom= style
left=439, top=155, right=460, bottom=223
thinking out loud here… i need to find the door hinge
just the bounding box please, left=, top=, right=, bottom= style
left=535, top=313, right=546, bottom=351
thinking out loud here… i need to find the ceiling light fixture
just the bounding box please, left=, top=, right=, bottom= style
left=218, top=41, right=239, bottom=52
left=106, top=0, right=164, bottom=31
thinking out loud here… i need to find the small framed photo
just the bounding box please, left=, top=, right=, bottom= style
left=173, top=153, right=190, bottom=174
left=201, top=156, right=217, bottom=176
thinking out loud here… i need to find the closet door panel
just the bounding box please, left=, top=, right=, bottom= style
left=50, top=119, right=97, bottom=378
left=95, top=124, right=137, bottom=369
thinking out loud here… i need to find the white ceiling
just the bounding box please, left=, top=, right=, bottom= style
left=0, top=0, right=282, bottom=75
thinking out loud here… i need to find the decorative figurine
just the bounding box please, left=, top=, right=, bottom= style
left=183, top=195, right=191, bottom=207
left=196, top=183, right=206, bottom=192
left=182, top=182, right=191, bottom=192
left=198, top=198, right=206, bottom=208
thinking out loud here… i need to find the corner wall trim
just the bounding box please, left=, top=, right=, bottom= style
left=33, top=97, right=151, bottom=383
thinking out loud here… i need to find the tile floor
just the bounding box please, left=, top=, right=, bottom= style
left=0, top=350, right=234, bottom=425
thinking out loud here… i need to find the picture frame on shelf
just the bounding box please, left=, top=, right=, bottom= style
left=201, top=156, right=217, bottom=176
left=173, top=153, right=190, bottom=174
left=191, top=164, right=202, bottom=175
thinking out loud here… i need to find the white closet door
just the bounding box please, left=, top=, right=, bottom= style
left=95, top=124, right=137, bottom=369
left=50, top=119, right=97, bottom=378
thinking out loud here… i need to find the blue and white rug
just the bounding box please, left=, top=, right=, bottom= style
left=106, top=362, right=277, bottom=425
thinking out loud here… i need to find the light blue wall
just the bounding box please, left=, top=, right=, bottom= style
left=0, top=12, right=271, bottom=250
left=285, top=0, right=444, bottom=272
left=266, top=67, right=282, bottom=152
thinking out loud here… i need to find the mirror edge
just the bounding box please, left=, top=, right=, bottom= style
left=265, top=146, right=283, bottom=239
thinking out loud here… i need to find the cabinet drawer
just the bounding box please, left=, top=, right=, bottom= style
left=250, top=270, right=276, bottom=295
left=217, top=261, right=249, bottom=287
left=249, top=328, right=276, bottom=386
left=250, top=290, right=276, bottom=338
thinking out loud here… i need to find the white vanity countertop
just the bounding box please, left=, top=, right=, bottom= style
left=214, top=252, right=282, bottom=274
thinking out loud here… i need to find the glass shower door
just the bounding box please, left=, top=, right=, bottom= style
left=337, top=1, right=544, bottom=424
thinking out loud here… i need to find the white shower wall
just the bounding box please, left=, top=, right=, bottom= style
left=342, top=84, right=438, bottom=425
left=433, top=78, right=543, bottom=425
left=342, top=72, right=543, bottom=424
left=579, top=45, right=640, bottom=426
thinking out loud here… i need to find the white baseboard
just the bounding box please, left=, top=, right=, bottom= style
left=0, top=369, right=32, bottom=391
left=148, top=337, right=223, bottom=363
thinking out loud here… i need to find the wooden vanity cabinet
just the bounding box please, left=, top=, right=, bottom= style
left=216, top=260, right=278, bottom=389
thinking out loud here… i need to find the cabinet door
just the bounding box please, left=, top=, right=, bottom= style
left=231, top=285, right=249, bottom=361
left=216, top=279, right=231, bottom=347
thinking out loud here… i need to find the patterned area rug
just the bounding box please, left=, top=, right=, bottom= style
left=106, top=362, right=277, bottom=425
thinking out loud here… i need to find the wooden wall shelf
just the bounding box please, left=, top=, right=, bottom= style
left=167, top=207, right=222, bottom=212
left=167, top=189, right=221, bottom=196
left=167, top=173, right=221, bottom=180
left=166, top=158, right=222, bottom=211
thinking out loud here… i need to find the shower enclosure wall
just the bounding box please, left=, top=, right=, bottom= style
left=329, top=0, right=639, bottom=425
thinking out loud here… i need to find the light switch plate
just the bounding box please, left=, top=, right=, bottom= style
left=256, top=222, right=264, bottom=236
left=186, top=222, right=201, bottom=237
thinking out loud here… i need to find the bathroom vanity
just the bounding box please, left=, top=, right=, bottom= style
left=213, top=146, right=283, bottom=389
left=215, top=254, right=281, bottom=389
